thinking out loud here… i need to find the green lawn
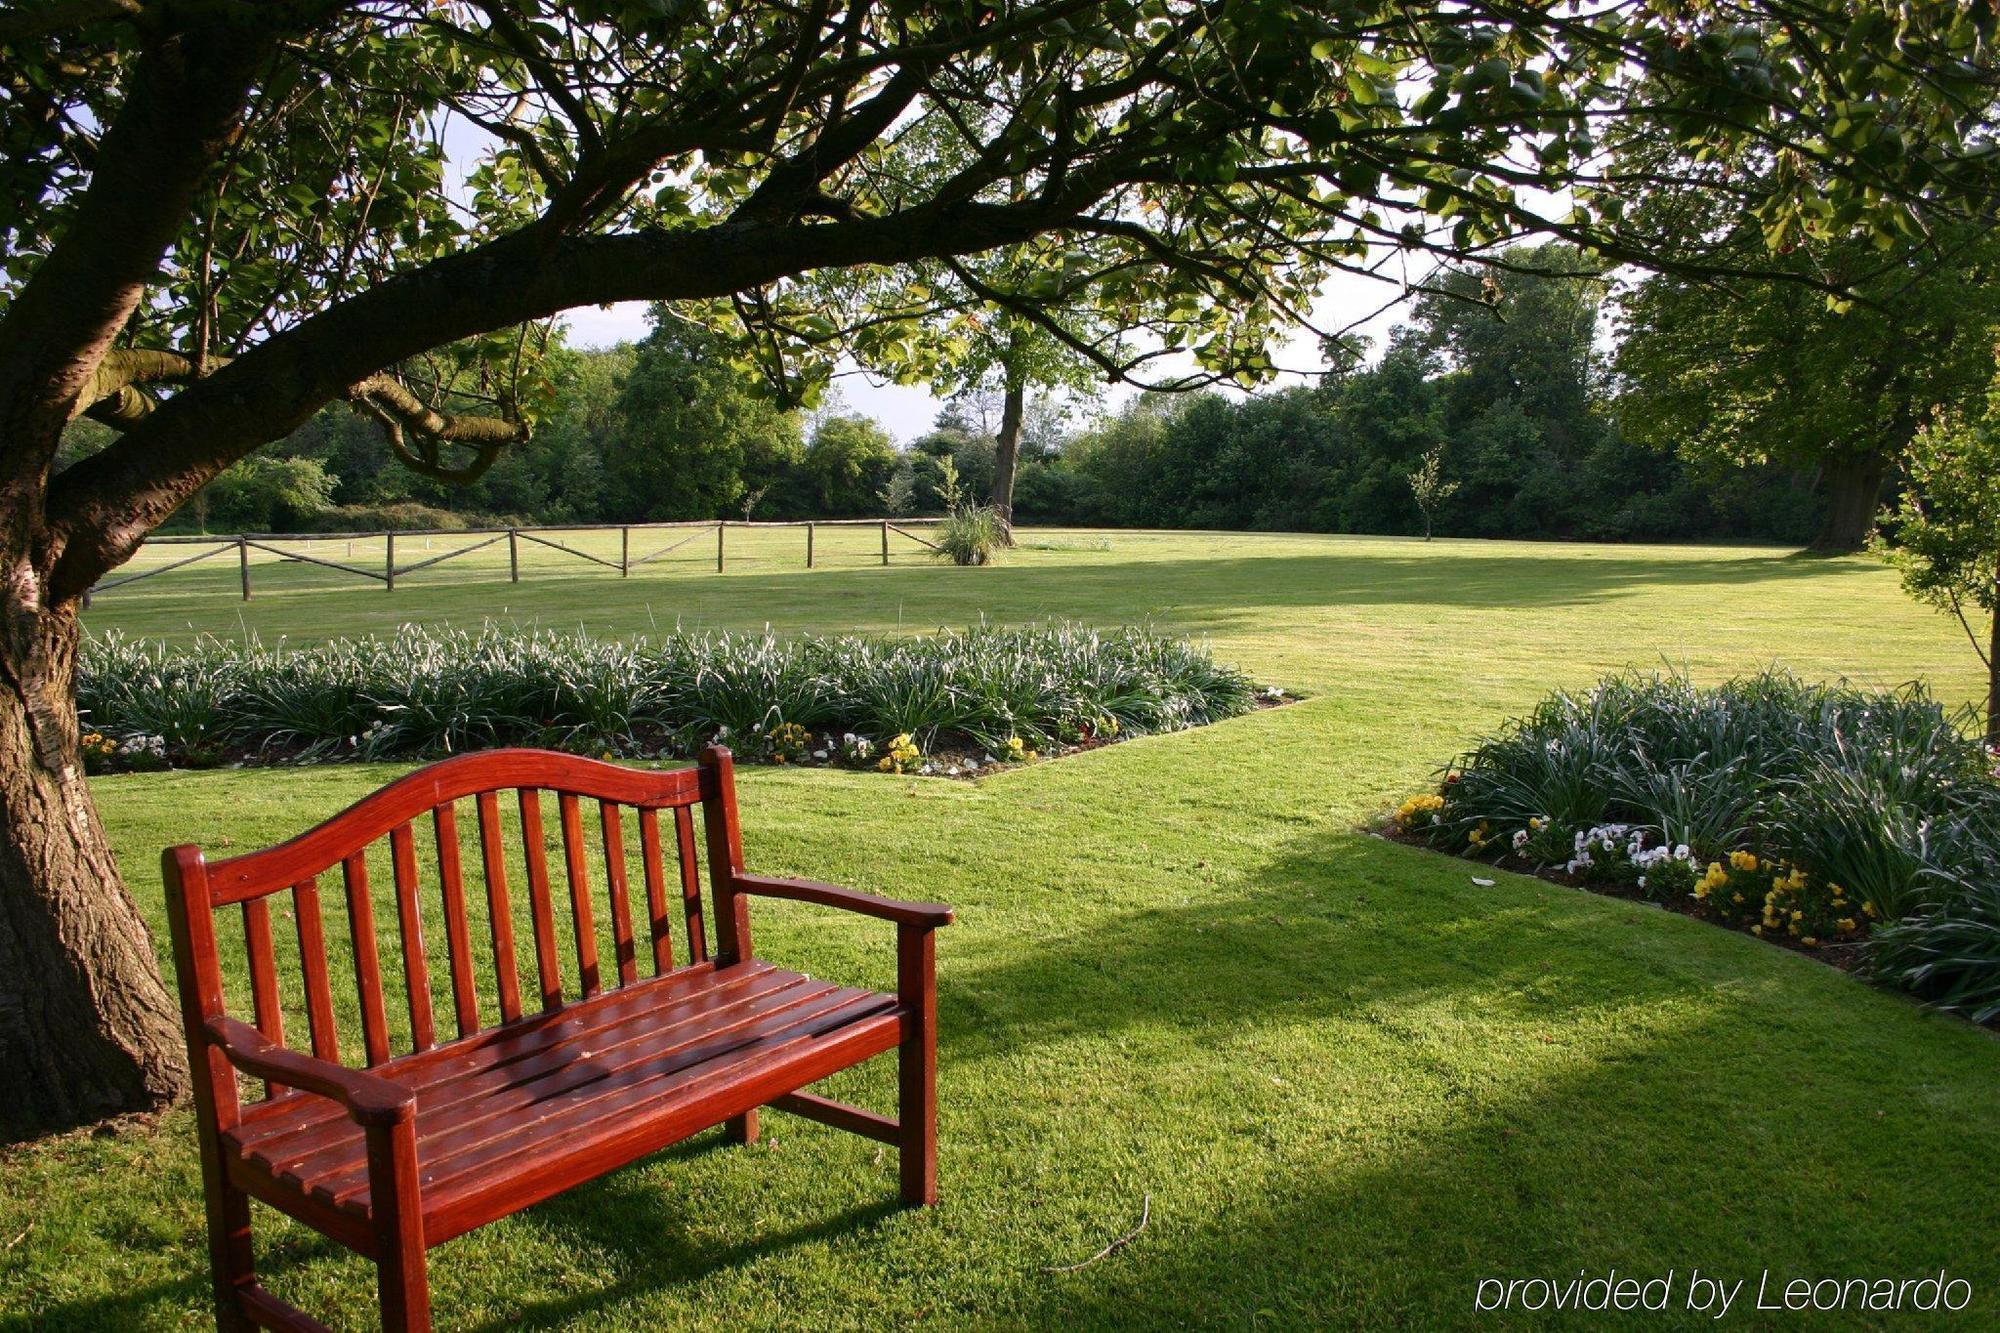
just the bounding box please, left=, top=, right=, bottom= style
left=8, top=529, right=1998, bottom=1329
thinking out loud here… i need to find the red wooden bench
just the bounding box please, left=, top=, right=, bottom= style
left=161, top=745, right=952, bottom=1332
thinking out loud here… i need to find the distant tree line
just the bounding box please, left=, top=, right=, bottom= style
left=141, top=244, right=1999, bottom=548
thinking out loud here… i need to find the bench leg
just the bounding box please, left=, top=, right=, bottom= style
left=726, top=1109, right=760, bottom=1145
left=897, top=925, right=939, bottom=1206
left=202, top=1157, right=259, bottom=1332
left=367, top=1118, right=432, bottom=1333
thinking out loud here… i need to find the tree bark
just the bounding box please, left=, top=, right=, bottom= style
left=1988, top=561, right=2000, bottom=751
left=0, top=593, right=187, bottom=1140
left=1809, top=450, right=1888, bottom=554
left=990, top=365, right=1025, bottom=546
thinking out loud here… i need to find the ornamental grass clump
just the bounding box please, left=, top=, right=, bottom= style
left=1392, top=667, right=2000, bottom=1021
left=76, top=621, right=1259, bottom=777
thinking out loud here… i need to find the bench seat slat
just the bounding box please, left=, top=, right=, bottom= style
left=313, top=981, right=880, bottom=1206
left=236, top=960, right=782, bottom=1151
left=222, top=963, right=901, bottom=1244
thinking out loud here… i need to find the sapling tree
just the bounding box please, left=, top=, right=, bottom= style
left=2, top=0, right=1996, bottom=1137
left=1886, top=368, right=2000, bottom=746
left=1407, top=445, right=1459, bottom=541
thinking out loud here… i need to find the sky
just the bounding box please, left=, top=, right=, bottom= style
left=558, top=264, right=1425, bottom=443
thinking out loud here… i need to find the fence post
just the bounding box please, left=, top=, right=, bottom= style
left=238, top=536, right=252, bottom=601
left=806, top=522, right=814, bottom=568
left=716, top=521, right=725, bottom=573
left=621, top=525, right=630, bottom=577
left=385, top=531, right=395, bottom=592
left=508, top=528, right=519, bottom=582
left=880, top=520, right=889, bottom=566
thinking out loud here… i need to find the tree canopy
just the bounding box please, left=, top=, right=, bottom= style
left=3, top=0, right=1998, bottom=1136
left=1615, top=225, right=2000, bottom=550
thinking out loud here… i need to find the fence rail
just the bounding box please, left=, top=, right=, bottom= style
left=89, top=517, right=947, bottom=602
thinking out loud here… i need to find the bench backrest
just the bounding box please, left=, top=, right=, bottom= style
left=162, top=746, right=753, bottom=1101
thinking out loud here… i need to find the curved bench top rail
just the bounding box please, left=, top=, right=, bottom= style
left=202, top=749, right=703, bottom=905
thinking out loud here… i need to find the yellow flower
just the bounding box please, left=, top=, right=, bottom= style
left=1694, top=883, right=1710, bottom=900
left=877, top=756, right=894, bottom=772
left=1863, top=902, right=1879, bottom=919
left=1837, top=917, right=1857, bottom=933
left=1729, top=849, right=1758, bottom=872
left=1731, top=892, right=1744, bottom=904
left=1801, top=936, right=1818, bottom=947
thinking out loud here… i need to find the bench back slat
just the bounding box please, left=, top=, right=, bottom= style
left=388, top=822, right=436, bottom=1053
left=557, top=792, right=600, bottom=1000
left=242, top=897, right=286, bottom=1097
left=293, top=878, right=341, bottom=1063
left=600, top=802, right=639, bottom=987
left=166, top=749, right=739, bottom=1099
left=343, top=852, right=394, bottom=1066
left=674, top=804, right=708, bottom=964
left=433, top=802, right=480, bottom=1039
left=637, top=808, right=673, bottom=972
left=475, top=791, right=524, bottom=1024
left=518, top=788, right=564, bottom=1011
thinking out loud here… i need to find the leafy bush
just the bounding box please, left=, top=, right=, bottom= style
left=1870, top=791, right=2000, bottom=1023
left=933, top=503, right=1005, bottom=565
left=294, top=503, right=528, bottom=532
left=1408, top=668, right=2000, bottom=1020
left=77, top=622, right=1258, bottom=772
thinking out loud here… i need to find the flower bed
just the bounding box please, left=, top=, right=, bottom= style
left=1389, top=669, right=2000, bottom=1023
left=77, top=622, right=1275, bottom=779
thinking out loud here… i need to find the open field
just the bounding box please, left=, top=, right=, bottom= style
left=8, top=530, right=1998, bottom=1329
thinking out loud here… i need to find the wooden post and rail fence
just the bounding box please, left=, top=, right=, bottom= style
left=88, top=518, right=947, bottom=602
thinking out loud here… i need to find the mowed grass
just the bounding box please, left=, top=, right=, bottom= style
left=5, top=529, right=1997, bottom=1329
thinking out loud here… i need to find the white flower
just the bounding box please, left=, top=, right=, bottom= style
left=1512, top=829, right=1530, bottom=849
left=812, top=750, right=828, bottom=761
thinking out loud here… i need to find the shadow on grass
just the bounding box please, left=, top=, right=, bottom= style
left=471, top=1150, right=901, bottom=1333
left=31, top=827, right=1996, bottom=1329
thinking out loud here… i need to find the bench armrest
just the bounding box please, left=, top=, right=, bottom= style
left=732, top=873, right=955, bottom=929
left=204, top=1015, right=416, bottom=1127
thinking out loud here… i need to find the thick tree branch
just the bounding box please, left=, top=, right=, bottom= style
left=0, top=21, right=271, bottom=481
left=42, top=197, right=1074, bottom=593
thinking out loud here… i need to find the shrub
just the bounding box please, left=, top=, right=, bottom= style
left=1408, top=667, right=2000, bottom=1017
left=1869, top=792, right=2000, bottom=1022
left=77, top=622, right=1259, bottom=772
left=933, top=503, right=1004, bottom=565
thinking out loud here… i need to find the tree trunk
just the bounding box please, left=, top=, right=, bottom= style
left=1810, top=451, right=1888, bottom=554
left=1988, top=562, right=2000, bottom=751
left=989, top=368, right=1025, bottom=547
left=0, top=593, right=187, bottom=1139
